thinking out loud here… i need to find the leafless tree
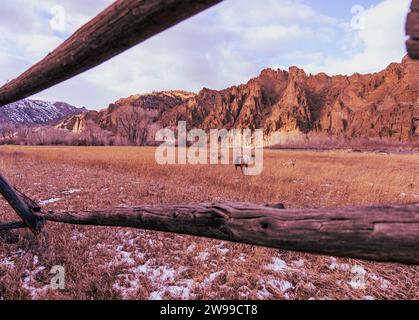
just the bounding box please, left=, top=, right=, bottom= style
left=78, top=121, right=110, bottom=146
left=0, top=124, right=16, bottom=142
left=118, top=107, right=154, bottom=146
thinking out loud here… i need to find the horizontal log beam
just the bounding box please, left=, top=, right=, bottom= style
left=38, top=202, right=419, bottom=265
left=0, top=221, right=27, bottom=231
left=406, top=11, right=419, bottom=38
left=407, top=39, right=419, bottom=60
left=0, top=0, right=223, bottom=106
left=0, top=173, right=43, bottom=234
left=407, top=0, right=419, bottom=59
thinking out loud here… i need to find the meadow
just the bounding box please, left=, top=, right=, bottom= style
left=0, top=146, right=418, bottom=299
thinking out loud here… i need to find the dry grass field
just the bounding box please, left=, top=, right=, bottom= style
left=0, top=145, right=418, bottom=300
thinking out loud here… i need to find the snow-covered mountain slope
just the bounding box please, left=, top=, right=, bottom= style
left=0, top=99, right=86, bottom=126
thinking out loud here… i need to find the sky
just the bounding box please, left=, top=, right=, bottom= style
left=0, top=0, right=412, bottom=109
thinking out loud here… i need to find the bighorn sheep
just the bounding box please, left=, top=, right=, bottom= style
left=283, top=159, right=296, bottom=167
left=234, top=154, right=253, bottom=173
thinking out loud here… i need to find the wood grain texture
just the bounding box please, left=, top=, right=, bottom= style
left=38, top=202, right=419, bottom=265
left=0, top=174, right=43, bottom=234
left=407, top=39, right=419, bottom=59
left=0, top=0, right=223, bottom=107
left=407, top=0, right=419, bottom=59
left=0, top=221, right=26, bottom=231
left=407, top=11, right=419, bottom=38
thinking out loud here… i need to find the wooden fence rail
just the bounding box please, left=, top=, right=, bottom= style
left=0, top=174, right=43, bottom=233
left=36, top=202, right=419, bottom=265
left=407, top=0, right=419, bottom=59
left=1, top=177, right=418, bottom=265
left=0, top=1, right=418, bottom=266
left=0, top=0, right=223, bottom=107
left=1, top=0, right=418, bottom=107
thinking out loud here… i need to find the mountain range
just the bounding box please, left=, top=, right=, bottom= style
left=1, top=56, right=418, bottom=145
left=0, top=99, right=86, bottom=127
left=56, top=56, right=419, bottom=144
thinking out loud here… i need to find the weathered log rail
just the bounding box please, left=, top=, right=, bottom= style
left=0, top=0, right=418, bottom=266
left=1, top=178, right=418, bottom=265
left=0, top=0, right=223, bottom=107
left=0, top=221, right=26, bottom=232
left=37, top=202, right=419, bottom=265
left=0, top=0, right=418, bottom=107
left=407, top=0, right=419, bottom=59
left=0, top=174, right=43, bottom=234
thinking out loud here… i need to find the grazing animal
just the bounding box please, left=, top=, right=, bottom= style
left=283, top=159, right=296, bottom=167
left=235, top=154, right=253, bottom=173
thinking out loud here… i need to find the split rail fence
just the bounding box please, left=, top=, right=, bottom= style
left=0, top=0, right=418, bottom=265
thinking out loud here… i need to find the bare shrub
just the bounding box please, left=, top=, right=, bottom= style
left=271, top=132, right=419, bottom=151
left=118, top=107, right=155, bottom=146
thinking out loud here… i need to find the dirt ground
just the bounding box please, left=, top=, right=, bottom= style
left=0, top=146, right=418, bottom=300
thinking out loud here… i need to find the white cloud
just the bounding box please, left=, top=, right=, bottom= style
left=0, top=0, right=412, bottom=108
left=217, top=0, right=337, bottom=28
left=77, top=0, right=341, bottom=107
left=16, top=34, right=62, bottom=56
left=301, top=0, right=411, bottom=75
left=242, top=25, right=313, bottom=50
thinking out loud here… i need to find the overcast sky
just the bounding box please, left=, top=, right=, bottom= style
left=0, top=0, right=411, bottom=109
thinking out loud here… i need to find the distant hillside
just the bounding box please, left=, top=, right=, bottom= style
left=56, top=56, right=418, bottom=145
left=0, top=99, right=86, bottom=127
left=55, top=91, right=195, bottom=145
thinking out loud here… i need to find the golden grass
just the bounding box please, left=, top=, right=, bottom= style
left=0, top=146, right=418, bottom=300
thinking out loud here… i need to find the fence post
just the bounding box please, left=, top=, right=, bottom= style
left=0, top=173, right=43, bottom=234
left=407, top=0, right=419, bottom=59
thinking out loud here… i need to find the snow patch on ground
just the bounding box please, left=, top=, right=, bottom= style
left=149, top=291, right=163, bottom=300
left=39, top=197, right=61, bottom=205
left=292, top=259, right=305, bottom=268
left=0, top=250, right=25, bottom=270
left=186, top=244, right=196, bottom=253
left=62, top=188, right=81, bottom=194
left=267, top=279, right=294, bottom=295
left=21, top=266, right=49, bottom=299
left=105, top=247, right=136, bottom=268
left=0, top=256, right=16, bottom=269
left=265, top=257, right=287, bottom=272
left=70, top=231, right=85, bottom=243
left=329, top=257, right=350, bottom=271
left=166, top=285, right=191, bottom=300
left=196, top=251, right=210, bottom=261
left=236, top=254, right=247, bottom=263
left=111, top=256, right=193, bottom=300
left=217, top=247, right=230, bottom=255
left=203, top=270, right=225, bottom=285
left=258, top=276, right=294, bottom=299
left=304, top=282, right=317, bottom=291
left=237, top=285, right=252, bottom=299
left=369, top=273, right=391, bottom=290
left=349, top=265, right=367, bottom=290
left=256, top=285, right=272, bottom=299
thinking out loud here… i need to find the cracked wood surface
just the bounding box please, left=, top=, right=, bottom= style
left=407, top=0, right=419, bottom=59
left=0, top=173, right=43, bottom=234
left=0, top=0, right=417, bottom=107
left=38, top=202, right=419, bottom=265
left=0, top=221, right=26, bottom=231
left=0, top=0, right=223, bottom=106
